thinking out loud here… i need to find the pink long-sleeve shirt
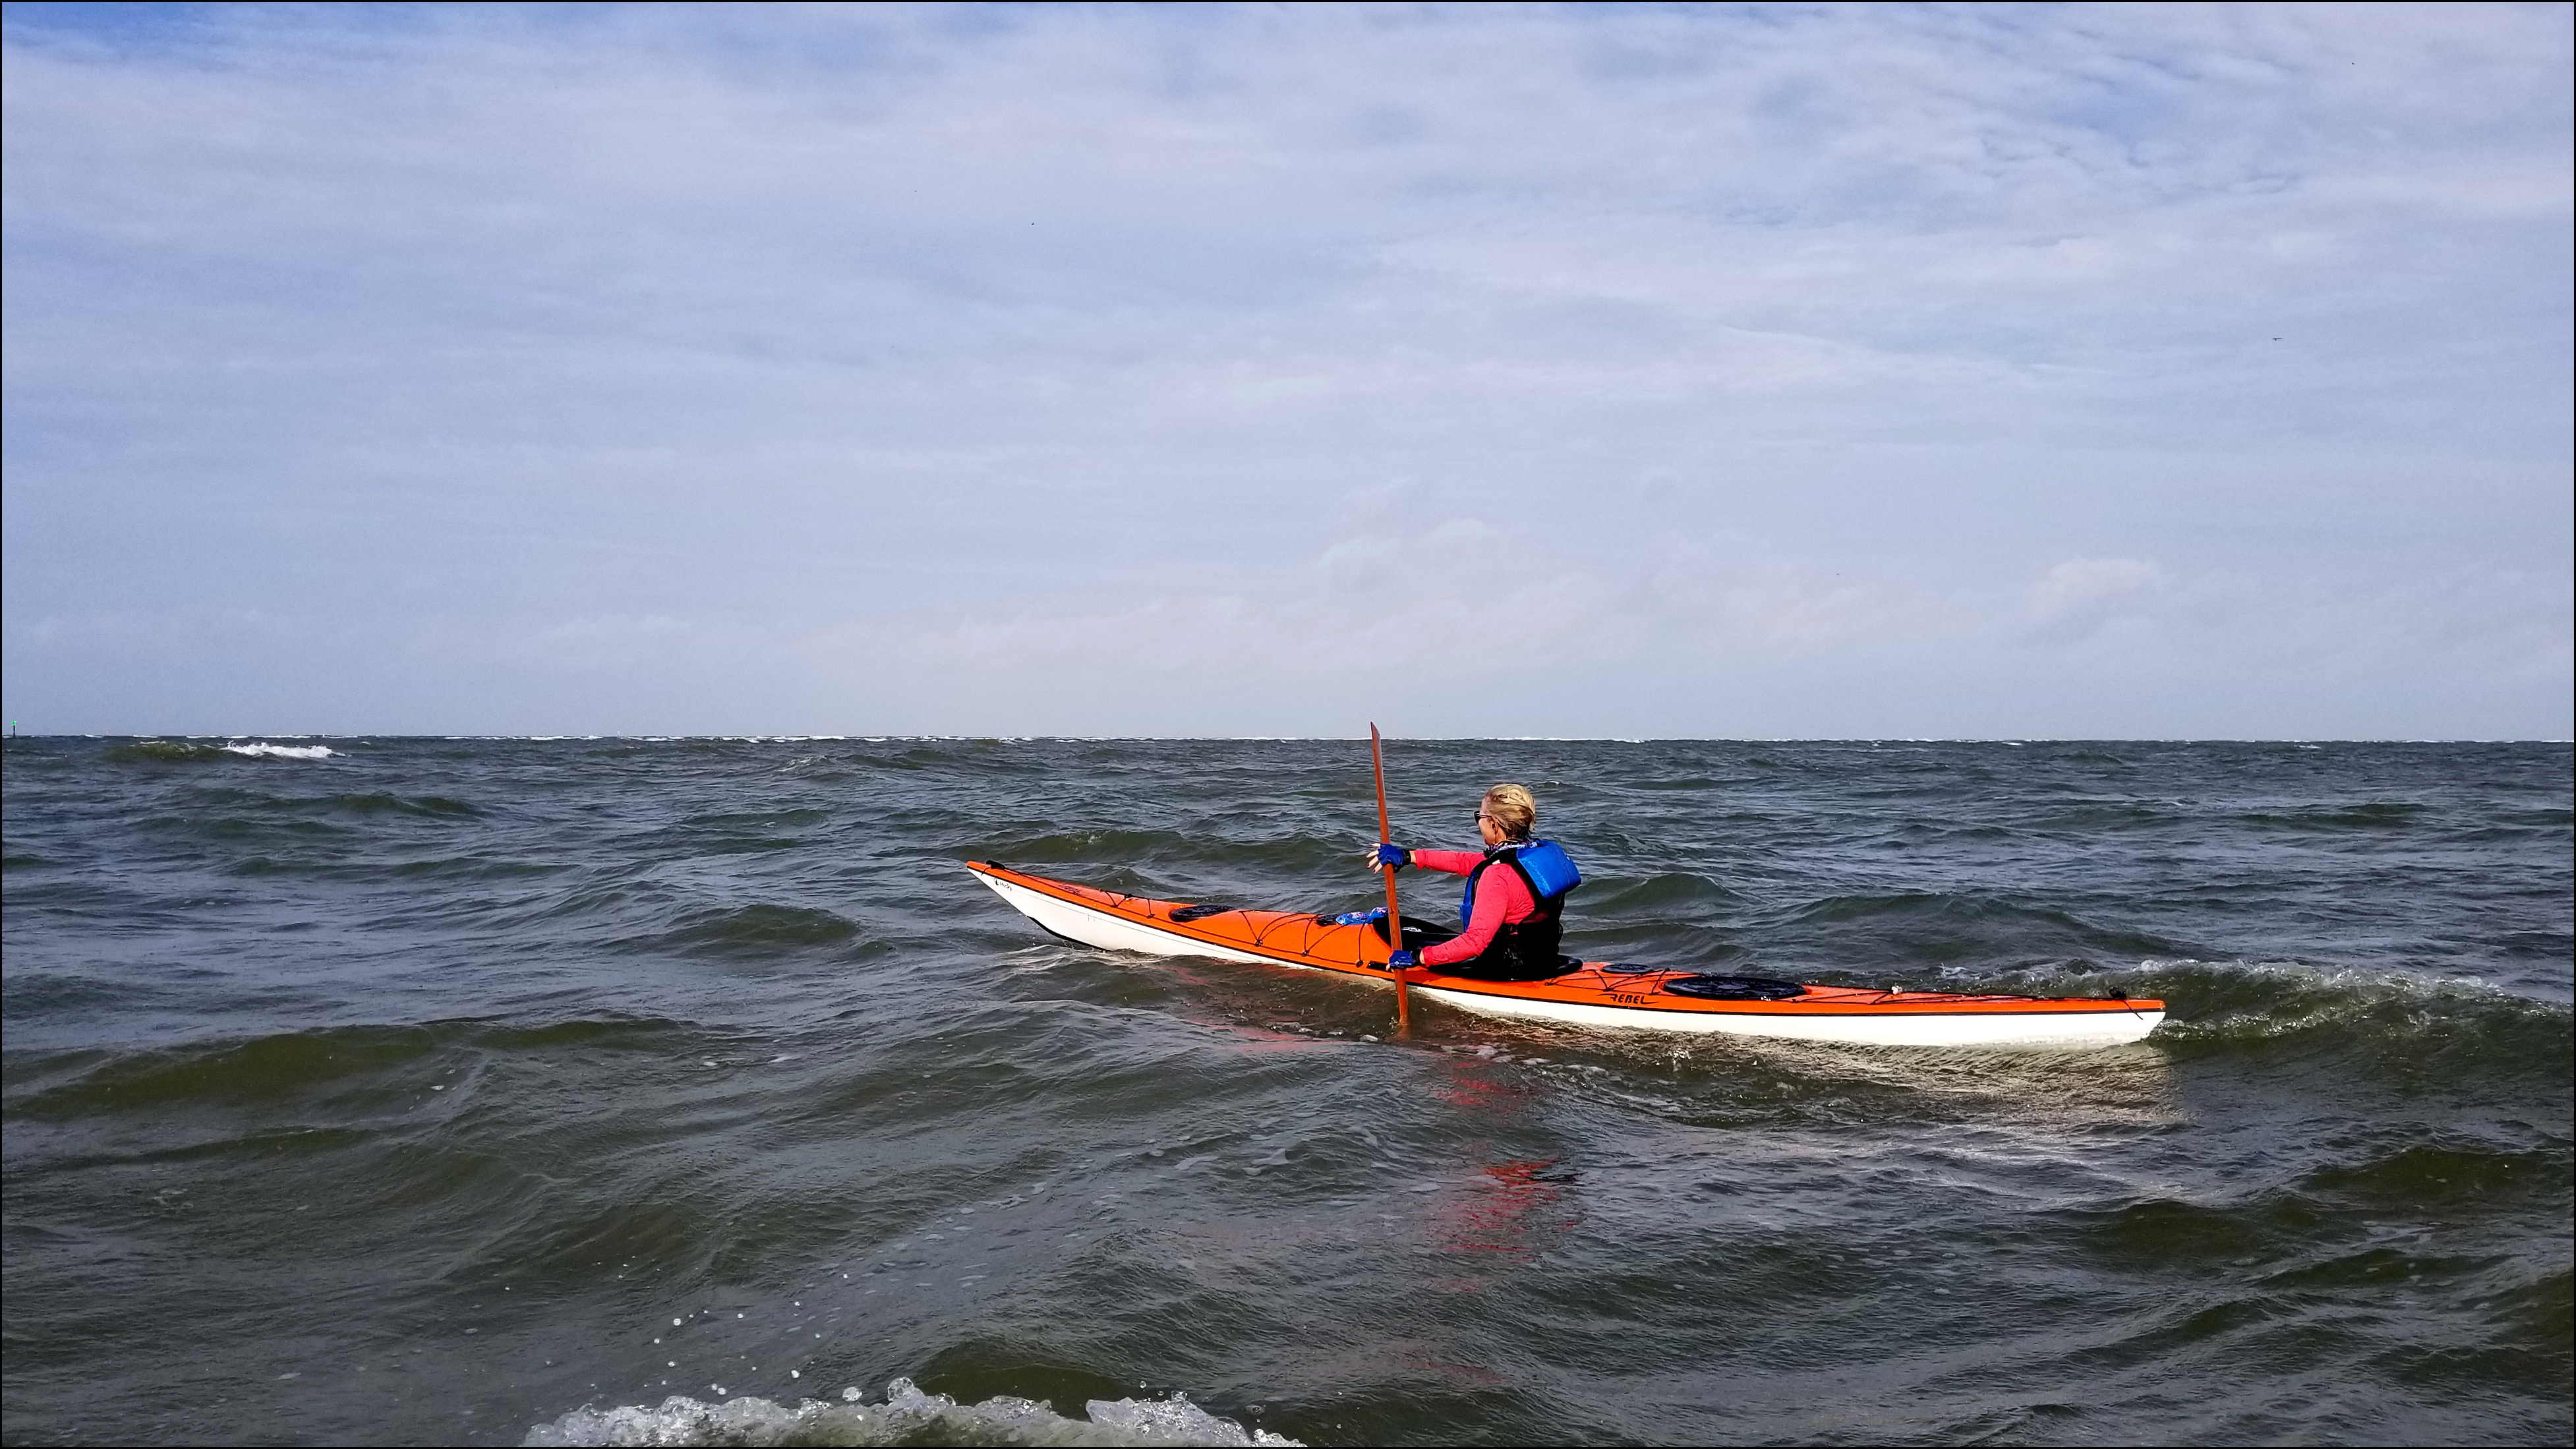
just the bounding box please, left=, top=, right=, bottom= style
left=1407, top=847, right=1538, bottom=968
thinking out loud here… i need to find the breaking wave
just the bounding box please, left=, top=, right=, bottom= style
left=99, top=738, right=337, bottom=761
left=223, top=741, right=337, bottom=759
left=522, top=1378, right=1298, bottom=1448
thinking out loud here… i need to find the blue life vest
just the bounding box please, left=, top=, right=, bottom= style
left=1516, top=838, right=1583, bottom=899
left=1459, top=838, right=1583, bottom=927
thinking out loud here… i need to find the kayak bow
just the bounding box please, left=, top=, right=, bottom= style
left=968, top=862, right=2163, bottom=1049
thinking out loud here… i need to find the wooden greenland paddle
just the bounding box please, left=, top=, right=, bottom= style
left=1371, top=722, right=1410, bottom=1032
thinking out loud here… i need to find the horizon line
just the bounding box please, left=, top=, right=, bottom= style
left=6, top=732, right=2570, bottom=746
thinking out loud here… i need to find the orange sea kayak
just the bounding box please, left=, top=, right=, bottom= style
left=968, top=861, right=2165, bottom=1048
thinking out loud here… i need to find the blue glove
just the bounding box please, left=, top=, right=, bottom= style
left=1328, top=906, right=1388, bottom=926
left=1367, top=843, right=1409, bottom=871
left=1388, top=949, right=1419, bottom=970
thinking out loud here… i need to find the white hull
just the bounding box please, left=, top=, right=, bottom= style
left=980, top=873, right=1279, bottom=965
left=1411, top=982, right=2161, bottom=1047
left=975, top=870, right=2162, bottom=1049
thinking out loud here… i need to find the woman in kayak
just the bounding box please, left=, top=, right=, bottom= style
left=1368, top=783, right=1582, bottom=982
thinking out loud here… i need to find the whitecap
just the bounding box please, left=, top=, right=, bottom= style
left=221, top=742, right=337, bottom=760
left=520, top=1376, right=1297, bottom=1447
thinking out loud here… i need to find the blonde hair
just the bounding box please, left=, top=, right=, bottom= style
left=1481, top=783, right=1537, bottom=841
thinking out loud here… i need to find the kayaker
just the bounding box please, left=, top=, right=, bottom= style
left=1367, top=783, right=1581, bottom=982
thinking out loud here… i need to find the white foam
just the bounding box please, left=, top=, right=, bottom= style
left=221, top=742, right=337, bottom=759
left=520, top=1377, right=1298, bottom=1447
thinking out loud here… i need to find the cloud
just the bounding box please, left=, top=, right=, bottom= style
left=1, top=2, right=2567, bottom=736
left=2023, top=556, right=2171, bottom=645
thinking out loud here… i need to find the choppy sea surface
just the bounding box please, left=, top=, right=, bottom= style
left=2, top=736, right=2568, bottom=1448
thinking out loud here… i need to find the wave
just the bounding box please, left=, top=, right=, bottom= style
left=1582, top=871, right=1745, bottom=914
left=2136, top=959, right=2573, bottom=1084
left=682, top=808, right=832, bottom=830
left=202, top=790, right=479, bottom=819
left=1776, top=890, right=2196, bottom=959
left=2239, top=801, right=2426, bottom=832
left=521, top=1379, right=1297, bottom=1448
left=5, top=1017, right=699, bottom=1121
left=616, top=903, right=867, bottom=957
left=319, top=790, right=474, bottom=815
left=2296, top=1137, right=2569, bottom=1213
left=101, top=740, right=229, bottom=763
left=98, top=740, right=337, bottom=763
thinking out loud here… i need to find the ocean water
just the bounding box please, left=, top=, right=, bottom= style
left=1, top=736, right=2567, bottom=1448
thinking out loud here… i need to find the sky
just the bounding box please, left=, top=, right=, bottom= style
left=3, top=1, right=2569, bottom=739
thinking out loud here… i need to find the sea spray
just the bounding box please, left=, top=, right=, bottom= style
left=521, top=1378, right=1297, bottom=1448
